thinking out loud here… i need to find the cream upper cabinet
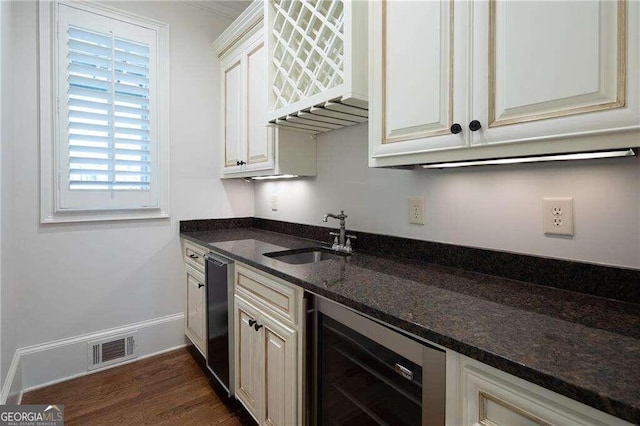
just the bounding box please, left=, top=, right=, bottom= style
left=369, top=0, right=640, bottom=168
left=220, top=29, right=275, bottom=176
left=213, top=2, right=316, bottom=179
left=265, top=0, right=369, bottom=133
left=471, top=0, right=638, bottom=147
left=369, top=0, right=468, bottom=161
left=223, top=56, right=243, bottom=169
left=246, top=40, right=273, bottom=168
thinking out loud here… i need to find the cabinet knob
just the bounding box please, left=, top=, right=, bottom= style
left=469, top=120, right=482, bottom=131
left=254, top=323, right=263, bottom=331
left=450, top=123, right=462, bottom=134
left=236, top=161, right=241, bottom=166
left=248, top=319, right=257, bottom=327
left=198, top=283, right=204, bottom=288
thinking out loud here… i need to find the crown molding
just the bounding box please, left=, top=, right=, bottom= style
left=211, top=0, right=263, bottom=57
left=183, top=1, right=247, bottom=20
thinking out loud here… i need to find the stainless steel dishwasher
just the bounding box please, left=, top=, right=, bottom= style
left=204, top=252, right=234, bottom=396
left=313, top=297, right=446, bottom=426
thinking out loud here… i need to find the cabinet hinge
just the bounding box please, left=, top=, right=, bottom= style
left=56, top=21, right=59, bottom=40
left=57, top=172, right=61, bottom=190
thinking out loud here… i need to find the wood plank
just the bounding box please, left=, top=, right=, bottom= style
left=22, top=348, right=256, bottom=425
left=309, top=106, right=368, bottom=122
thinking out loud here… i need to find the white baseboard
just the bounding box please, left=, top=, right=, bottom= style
left=22, top=343, right=187, bottom=394
left=0, top=350, right=23, bottom=405
left=1, top=312, right=186, bottom=399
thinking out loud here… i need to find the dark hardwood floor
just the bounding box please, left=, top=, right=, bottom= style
left=22, top=348, right=255, bottom=426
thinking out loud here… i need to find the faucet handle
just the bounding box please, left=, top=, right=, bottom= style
left=345, top=234, right=357, bottom=253
left=329, top=232, right=339, bottom=250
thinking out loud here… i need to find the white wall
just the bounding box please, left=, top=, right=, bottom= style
left=10, top=1, right=253, bottom=355
left=1, top=0, right=17, bottom=386
left=255, top=124, right=640, bottom=269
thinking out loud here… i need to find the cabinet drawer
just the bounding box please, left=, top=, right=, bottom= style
left=462, top=356, right=632, bottom=426
left=183, top=240, right=208, bottom=270
left=235, top=264, right=300, bottom=325
left=477, top=391, right=550, bottom=426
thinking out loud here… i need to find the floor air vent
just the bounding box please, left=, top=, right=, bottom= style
left=88, top=332, right=138, bottom=370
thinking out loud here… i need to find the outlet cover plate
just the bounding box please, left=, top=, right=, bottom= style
left=543, top=197, right=574, bottom=236
left=408, top=197, right=425, bottom=225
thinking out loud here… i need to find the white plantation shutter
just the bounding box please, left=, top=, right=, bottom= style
left=67, top=26, right=151, bottom=191
left=57, top=4, right=159, bottom=211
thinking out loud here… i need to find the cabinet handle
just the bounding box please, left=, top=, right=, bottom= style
left=469, top=120, right=482, bottom=131
left=248, top=319, right=257, bottom=327
left=188, top=254, right=198, bottom=259
left=450, top=123, right=462, bottom=134
left=254, top=323, right=263, bottom=331
left=240, top=161, right=246, bottom=165
left=198, top=283, right=204, bottom=288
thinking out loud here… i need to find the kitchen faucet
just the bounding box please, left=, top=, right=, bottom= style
left=323, top=210, right=357, bottom=253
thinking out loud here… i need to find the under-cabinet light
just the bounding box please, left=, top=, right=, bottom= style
left=251, top=174, right=300, bottom=180
left=421, top=149, right=636, bottom=169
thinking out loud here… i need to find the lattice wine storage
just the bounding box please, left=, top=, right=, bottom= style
left=265, top=0, right=368, bottom=134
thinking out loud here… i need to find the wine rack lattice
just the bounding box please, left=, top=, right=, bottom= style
left=271, top=0, right=345, bottom=110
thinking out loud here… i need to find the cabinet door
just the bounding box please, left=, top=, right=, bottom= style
left=185, top=265, right=205, bottom=355
left=261, top=314, right=297, bottom=426
left=369, top=0, right=469, bottom=163
left=223, top=55, right=244, bottom=171
left=245, top=38, right=274, bottom=172
left=471, top=0, right=639, bottom=147
left=234, top=296, right=262, bottom=420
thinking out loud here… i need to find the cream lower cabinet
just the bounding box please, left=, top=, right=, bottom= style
left=235, top=296, right=262, bottom=419
left=181, top=239, right=208, bottom=357
left=262, top=317, right=296, bottom=426
left=185, top=265, right=206, bottom=355
left=233, top=263, right=303, bottom=426
left=369, top=0, right=639, bottom=167
left=460, top=356, right=633, bottom=426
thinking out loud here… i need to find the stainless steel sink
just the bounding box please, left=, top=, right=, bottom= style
left=263, top=247, right=350, bottom=265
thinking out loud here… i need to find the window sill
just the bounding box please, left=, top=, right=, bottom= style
left=41, top=209, right=170, bottom=224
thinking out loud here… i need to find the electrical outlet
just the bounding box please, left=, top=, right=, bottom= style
left=543, top=197, right=574, bottom=236
left=408, top=197, right=425, bottom=225
left=271, top=194, right=278, bottom=212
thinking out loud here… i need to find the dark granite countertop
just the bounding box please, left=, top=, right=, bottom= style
left=181, top=228, right=640, bottom=423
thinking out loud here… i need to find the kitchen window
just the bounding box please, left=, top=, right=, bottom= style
left=39, top=1, right=169, bottom=223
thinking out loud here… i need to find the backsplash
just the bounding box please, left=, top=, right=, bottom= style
left=253, top=123, right=640, bottom=269
left=181, top=218, right=640, bottom=304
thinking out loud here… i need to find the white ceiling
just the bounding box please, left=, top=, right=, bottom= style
left=185, top=0, right=253, bottom=20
